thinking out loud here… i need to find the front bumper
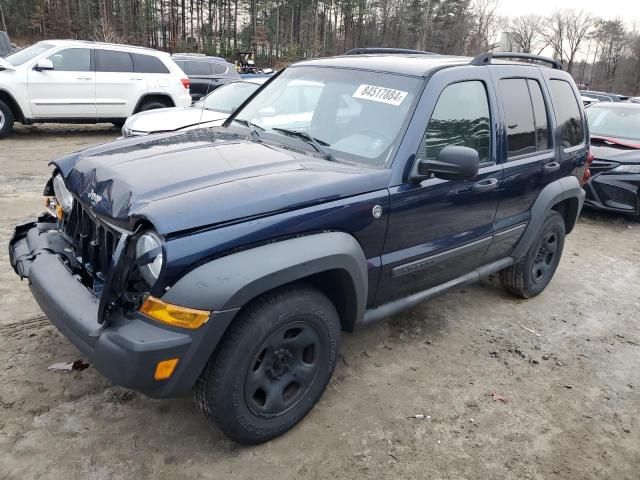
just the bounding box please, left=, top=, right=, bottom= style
left=9, top=219, right=238, bottom=398
left=584, top=172, right=640, bottom=216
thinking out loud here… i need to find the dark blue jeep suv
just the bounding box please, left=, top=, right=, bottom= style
left=9, top=50, right=588, bottom=444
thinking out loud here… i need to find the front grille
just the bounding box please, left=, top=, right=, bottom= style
left=62, top=201, right=122, bottom=293
left=598, top=183, right=639, bottom=210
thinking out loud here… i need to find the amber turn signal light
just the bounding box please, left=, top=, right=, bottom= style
left=154, top=358, right=179, bottom=380
left=140, top=296, right=210, bottom=329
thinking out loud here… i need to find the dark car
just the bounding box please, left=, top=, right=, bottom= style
left=584, top=102, right=640, bottom=217
left=172, top=53, right=240, bottom=102
left=0, top=31, right=14, bottom=57
left=9, top=51, right=587, bottom=445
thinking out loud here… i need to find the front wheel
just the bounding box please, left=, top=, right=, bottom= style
left=0, top=100, right=15, bottom=139
left=501, top=210, right=566, bottom=298
left=194, top=284, right=341, bottom=444
left=137, top=100, right=169, bottom=113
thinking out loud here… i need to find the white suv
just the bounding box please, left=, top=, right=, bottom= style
left=0, top=40, right=192, bottom=138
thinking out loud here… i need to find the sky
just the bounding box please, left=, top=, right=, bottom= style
left=496, top=0, right=640, bottom=25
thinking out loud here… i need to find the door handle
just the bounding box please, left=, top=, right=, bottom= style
left=130, top=77, right=144, bottom=81
left=472, top=177, right=499, bottom=193
left=544, top=161, right=561, bottom=173
left=76, top=76, right=92, bottom=80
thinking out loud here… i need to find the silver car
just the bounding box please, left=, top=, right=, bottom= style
left=121, top=78, right=267, bottom=137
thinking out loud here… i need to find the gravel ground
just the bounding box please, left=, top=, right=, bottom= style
left=0, top=124, right=638, bottom=480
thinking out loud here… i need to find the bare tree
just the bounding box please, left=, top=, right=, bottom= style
left=508, top=14, right=545, bottom=54
left=594, top=19, right=628, bottom=90
left=563, top=10, right=593, bottom=74
left=542, top=10, right=593, bottom=73
left=468, top=0, right=501, bottom=54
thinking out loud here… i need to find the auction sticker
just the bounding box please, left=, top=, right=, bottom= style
left=352, top=84, right=408, bottom=106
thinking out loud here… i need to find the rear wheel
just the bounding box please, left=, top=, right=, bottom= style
left=0, top=100, right=15, bottom=139
left=137, top=99, right=169, bottom=113
left=194, top=284, right=341, bottom=445
left=501, top=210, right=565, bottom=298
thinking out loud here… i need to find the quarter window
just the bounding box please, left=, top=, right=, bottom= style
left=186, top=61, right=212, bottom=76
left=132, top=53, right=169, bottom=74
left=211, top=63, right=229, bottom=75
left=96, top=50, right=133, bottom=73
left=548, top=79, right=585, bottom=148
left=47, top=48, right=91, bottom=72
left=421, top=81, right=491, bottom=164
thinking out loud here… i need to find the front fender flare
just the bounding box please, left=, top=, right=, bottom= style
left=162, top=231, right=368, bottom=325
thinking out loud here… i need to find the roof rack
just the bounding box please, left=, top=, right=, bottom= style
left=344, top=47, right=435, bottom=56
left=471, top=52, right=562, bottom=70
left=172, top=52, right=207, bottom=57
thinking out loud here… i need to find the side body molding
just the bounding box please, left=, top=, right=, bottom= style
left=162, top=232, right=369, bottom=327
left=512, top=176, right=585, bottom=258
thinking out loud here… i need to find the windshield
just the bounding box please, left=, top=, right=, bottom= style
left=587, top=106, right=640, bottom=142
left=195, top=82, right=260, bottom=114
left=233, top=66, right=423, bottom=167
left=5, top=42, right=54, bottom=66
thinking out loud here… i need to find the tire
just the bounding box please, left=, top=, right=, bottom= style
left=500, top=210, right=566, bottom=299
left=0, top=100, right=15, bottom=139
left=194, top=284, right=341, bottom=445
left=137, top=99, right=169, bottom=113
left=112, top=121, right=125, bottom=128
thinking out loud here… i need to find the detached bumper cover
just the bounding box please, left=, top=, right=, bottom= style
left=9, top=219, right=237, bottom=398
left=584, top=173, right=640, bottom=215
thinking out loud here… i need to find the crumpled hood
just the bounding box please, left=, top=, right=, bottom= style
left=52, top=129, right=390, bottom=234
left=125, top=106, right=228, bottom=133
left=591, top=143, right=640, bottom=165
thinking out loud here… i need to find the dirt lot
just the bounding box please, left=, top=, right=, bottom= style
left=0, top=124, right=638, bottom=480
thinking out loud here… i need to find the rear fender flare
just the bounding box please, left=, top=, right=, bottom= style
left=512, top=176, right=585, bottom=258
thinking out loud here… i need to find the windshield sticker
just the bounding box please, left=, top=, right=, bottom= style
left=352, top=84, right=408, bottom=106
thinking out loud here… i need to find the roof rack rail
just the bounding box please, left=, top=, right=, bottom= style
left=344, top=47, right=435, bottom=56
left=471, top=52, right=562, bottom=70
left=172, top=52, right=207, bottom=57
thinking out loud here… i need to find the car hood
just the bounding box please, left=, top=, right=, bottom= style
left=591, top=142, right=640, bottom=165
left=0, top=57, right=15, bottom=71
left=52, top=129, right=390, bottom=234
left=125, top=107, right=229, bottom=134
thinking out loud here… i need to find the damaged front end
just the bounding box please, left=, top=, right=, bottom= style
left=8, top=173, right=193, bottom=397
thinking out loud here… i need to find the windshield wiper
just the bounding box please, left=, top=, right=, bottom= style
left=271, top=128, right=336, bottom=162
left=234, top=119, right=263, bottom=142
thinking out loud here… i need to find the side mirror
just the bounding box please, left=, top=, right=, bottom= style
left=412, top=145, right=480, bottom=182
left=34, top=58, right=54, bottom=71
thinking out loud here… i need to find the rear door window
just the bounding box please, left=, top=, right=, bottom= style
left=186, top=61, right=212, bottom=76
left=528, top=80, right=550, bottom=151
left=548, top=79, right=585, bottom=148
left=96, top=50, right=133, bottom=73
left=132, top=53, right=169, bottom=74
left=500, top=79, right=536, bottom=158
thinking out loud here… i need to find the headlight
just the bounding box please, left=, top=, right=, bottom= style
left=612, top=164, right=640, bottom=174
left=135, top=231, right=164, bottom=286
left=52, top=174, right=74, bottom=213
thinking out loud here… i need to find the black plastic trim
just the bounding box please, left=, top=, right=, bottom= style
left=471, top=52, right=562, bottom=70
left=392, top=236, right=492, bottom=278
left=359, top=257, right=514, bottom=327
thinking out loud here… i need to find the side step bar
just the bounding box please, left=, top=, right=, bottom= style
left=358, top=257, right=514, bottom=328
